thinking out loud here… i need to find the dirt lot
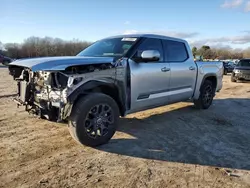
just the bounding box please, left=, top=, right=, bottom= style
left=0, top=66, right=250, bottom=188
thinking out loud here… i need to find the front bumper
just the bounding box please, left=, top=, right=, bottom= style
left=235, top=73, right=250, bottom=80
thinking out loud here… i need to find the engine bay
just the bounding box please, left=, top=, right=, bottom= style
left=8, top=63, right=116, bottom=121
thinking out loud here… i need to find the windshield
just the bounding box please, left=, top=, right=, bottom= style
left=238, top=59, right=250, bottom=67
left=77, top=37, right=138, bottom=57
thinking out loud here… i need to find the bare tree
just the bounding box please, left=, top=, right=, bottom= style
left=4, top=37, right=92, bottom=59
left=243, top=48, right=250, bottom=58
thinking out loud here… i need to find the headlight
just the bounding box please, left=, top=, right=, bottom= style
left=234, top=69, right=241, bottom=73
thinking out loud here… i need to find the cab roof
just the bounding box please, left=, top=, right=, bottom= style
left=102, top=33, right=188, bottom=43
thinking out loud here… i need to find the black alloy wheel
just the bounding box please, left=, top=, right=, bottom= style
left=68, top=93, right=119, bottom=147
left=84, top=104, right=114, bottom=139
left=193, top=80, right=215, bottom=109
left=202, top=84, right=213, bottom=107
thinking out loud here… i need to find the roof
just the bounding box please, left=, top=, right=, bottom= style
left=102, top=33, right=188, bottom=43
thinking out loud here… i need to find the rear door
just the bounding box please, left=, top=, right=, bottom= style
left=162, top=40, right=197, bottom=103
left=128, top=38, right=171, bottom=112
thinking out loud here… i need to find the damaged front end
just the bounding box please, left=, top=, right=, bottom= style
left=8, top=62, right=118, bottom=122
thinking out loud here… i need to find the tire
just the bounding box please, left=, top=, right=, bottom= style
left=224, top=69, right=228, bottom=75
left=231, top=74, right=236, bottom=82
left=68, top=93, right=120, bottom=147
left=193, top=80, right=215, bottom=109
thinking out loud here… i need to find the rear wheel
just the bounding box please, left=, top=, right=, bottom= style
left=68, top=93, right=119, bottom=147
left=194, top=80, right=215, bottom=109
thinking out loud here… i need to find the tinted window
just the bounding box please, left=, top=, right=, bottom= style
left=134, top=38, right=163, bottom=61
left=163, top=40, right=188, bottom=62
left=77, top=37, right=138, bottom=57
left=238, top=59, right=250, bottom=67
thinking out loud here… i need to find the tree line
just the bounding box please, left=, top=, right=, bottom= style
left=1, top=37, right=250, bottom=60
left=0, top=37, right=92, bottom=59
left=192, top=45, right=250, bottom=60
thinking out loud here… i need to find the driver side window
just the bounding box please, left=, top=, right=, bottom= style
left=134, top=38, right=163, bottom=62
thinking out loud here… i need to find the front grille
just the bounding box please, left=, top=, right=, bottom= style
left=239, top=70, right=250, bottom=75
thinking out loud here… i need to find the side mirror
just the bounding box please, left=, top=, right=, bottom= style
left=140, top=50, right=160, bottom=62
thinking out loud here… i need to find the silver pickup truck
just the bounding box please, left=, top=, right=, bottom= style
left=8, top=34, right=223, bottom=147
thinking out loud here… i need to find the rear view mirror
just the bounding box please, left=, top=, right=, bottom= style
left=141, top=50, right=160, bottom=62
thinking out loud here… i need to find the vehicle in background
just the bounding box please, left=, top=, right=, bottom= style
left=232, top=59, right=239, bottom=65
left=194, top=55, right=203, bottom=61
left=231, top=59, right=250, bottom=82
left=0, top=54, right=13, bottom=66
left=222, top=61, right=235, bottom=75
left=8, top=34, right=223, bottom=147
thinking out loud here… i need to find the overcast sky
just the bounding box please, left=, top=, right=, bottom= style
left=1, top=0, right=250, bottom=49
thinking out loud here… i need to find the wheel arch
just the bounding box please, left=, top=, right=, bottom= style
left=64, top=79, right=126, bottom=119
left=201, top=74, right=217, bottom=91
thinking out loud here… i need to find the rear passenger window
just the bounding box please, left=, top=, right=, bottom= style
left=163, top=40, right=188, bottom=62
left=134, top=38, right=163, bottom=62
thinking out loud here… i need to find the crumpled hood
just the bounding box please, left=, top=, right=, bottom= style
left=9, top=56, right=115, bottom=71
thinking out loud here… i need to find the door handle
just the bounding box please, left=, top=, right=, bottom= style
left=161, top=67, right=170, bottom=72
left=189, top=66, right=195, bottom=70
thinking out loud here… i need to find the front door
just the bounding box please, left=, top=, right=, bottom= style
left=128, top=38, right=171, bottom=113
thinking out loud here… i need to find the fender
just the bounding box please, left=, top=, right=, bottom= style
left=193, top=73, right=218, bottom=100
left=67, top=79, right=115, bottom=102
left=62, top=78, right=126, bottom=119
left=201, top=73, right=217, bottom=88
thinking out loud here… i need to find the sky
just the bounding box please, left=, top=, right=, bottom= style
left=1, top=0, right=250, bottom=49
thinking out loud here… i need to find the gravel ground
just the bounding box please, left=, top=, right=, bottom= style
left=0, top=67, right=250, bottom=188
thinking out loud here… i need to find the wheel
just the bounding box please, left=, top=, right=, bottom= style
left=224, top=69, right=228, bottom=75
left=231, top=74, right=236, bottom=82
left=68, top=93, right=119, bottom=147
left=193, top=80, right=215, bottom=109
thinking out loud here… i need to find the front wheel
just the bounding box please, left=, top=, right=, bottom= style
left=224, top=69, right=228, bottom=75
left=68, top=93, right=120, bottom=147
left=231, top=73, right=237, bottom=82
left=193, top=80, right=215, bottom=109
